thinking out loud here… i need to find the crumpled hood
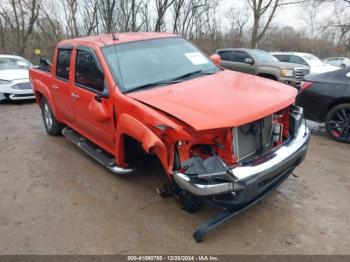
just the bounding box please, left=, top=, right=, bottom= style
left=0, top=69, right=29, bottom=81
left=127, top=70, right=297, bottom=131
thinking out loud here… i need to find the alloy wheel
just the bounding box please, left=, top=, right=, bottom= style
left=43, top=102, right=53, bottom=130
left=327, top=107, right=350, bottom=143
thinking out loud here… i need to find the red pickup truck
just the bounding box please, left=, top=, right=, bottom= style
left=30, top=33, right=310, bottom=241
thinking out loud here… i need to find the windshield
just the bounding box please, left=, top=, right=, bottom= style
left=249, top=50, right=279, bottom=63
left=0, top=57, right=32, bottom=70
left=302, top=54, right=324, bottom=66
left=102, top=37, right=219, bottom=92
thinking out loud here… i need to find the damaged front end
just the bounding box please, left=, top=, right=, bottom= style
left=172, top=105, right=310, bottom=209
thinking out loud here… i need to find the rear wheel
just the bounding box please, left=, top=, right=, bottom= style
left=40, top=97, right=64, bottom=136
left=325, top=103, right=350, bottom=143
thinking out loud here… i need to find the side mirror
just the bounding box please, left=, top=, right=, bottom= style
left=210, top=54, right=221, bottom=65
left=95, top=82, right=109, bottom=102
left=244, top=58, right=254, bottom=65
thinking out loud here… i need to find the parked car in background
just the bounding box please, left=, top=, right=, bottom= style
left=0, top=55, right=34, bottom=101
left=29, top=33, right=310, bottom=242
left=323, top=57, right=350, bottom=68
left=297, top=67, right=350, bottom=143
left=271, top=52, right=338, bottom=74
left=216, top=48, right=309, bottom=88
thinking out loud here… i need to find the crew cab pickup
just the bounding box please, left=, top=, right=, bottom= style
left=29, top=33, right=310, bottom=240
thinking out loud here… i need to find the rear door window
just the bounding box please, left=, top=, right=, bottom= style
left=218, top=51, right=234, bottom=62
left=56, top=49, right=72, bottom=81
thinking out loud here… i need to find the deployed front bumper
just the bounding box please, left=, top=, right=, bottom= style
left=174, top=123, right=310, bottom=200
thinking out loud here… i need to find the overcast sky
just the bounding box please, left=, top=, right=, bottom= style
left=218, top=0, right=336, bottom=31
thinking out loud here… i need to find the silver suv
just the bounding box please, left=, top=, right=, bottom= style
left=216, top=48, right=310, bottom=88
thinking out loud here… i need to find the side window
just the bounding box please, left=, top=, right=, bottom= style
left=232, top=51, right=251, bottom=63
left=218, top=51, right=234, bottom=62
left=56, top=49, right=72, bottom=81
left=290, top=55, right=308, bottom=66
left=75, top=49, right=104, bottom=93
left=274, top=55, right=289, bottom=62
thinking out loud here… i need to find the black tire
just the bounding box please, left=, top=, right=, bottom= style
left=40, top=97, right=64, bottom=136
left=340, top=64, right=346, bottom=68
left=325, top=103, right=350, bottom=143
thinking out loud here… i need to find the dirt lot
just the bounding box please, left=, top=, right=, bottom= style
left=0, top=101, right=349, bottom=255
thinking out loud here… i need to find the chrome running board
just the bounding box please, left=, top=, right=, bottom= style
left=62, top=127, right=134, bottom=174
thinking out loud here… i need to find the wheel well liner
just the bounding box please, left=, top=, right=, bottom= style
left=115, top=114, right=170, bottom=177
left=327, top=98, right=350, bottom=116
left=258, top=74, right=278, bottom=80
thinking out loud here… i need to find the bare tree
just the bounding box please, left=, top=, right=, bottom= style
left=0, top=0, right=42, bottom=56
left=117, top=0, right=144, bottom=31
left=226, top=5, right=249, bottom=46
left=82, top=0, right=99, bottom=35
left=60, top=0, right=80, bottom=37
left=0, top=16, right=7, bottom=52
left=333, top=0, right=350, bottom=56
left=301, top=0, right=325, bottom=52
left=98, top=0, right=117, bottom=33
left=171, top=0, right=211, bottom=39
left=154, top=0, right=175, bottom=31
left=37, top=4, right=64, bottom=43
left=172, top=0, right=185, bottom=33
left=248, top=0, right=303, bottom=48
left=139, top=0, right=151, bottom=31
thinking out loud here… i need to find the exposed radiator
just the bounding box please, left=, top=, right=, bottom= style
left=232, top=115, right=273, bottom=161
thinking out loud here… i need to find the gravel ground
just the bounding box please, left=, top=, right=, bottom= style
left=0, top=100, right=349, bottom=255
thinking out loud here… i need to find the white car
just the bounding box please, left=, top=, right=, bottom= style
left=0, top=55, right=34, bottom=101
left=323, top=57, right=350, bottom=68
left=271, top=52, right=339, bottom=74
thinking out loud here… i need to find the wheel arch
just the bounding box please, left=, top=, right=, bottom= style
left=32, top=79, right=63, bottom=122
left=326, top=97, right=350, bottom=117
left=257, top=73, right=278, bottom=81
left=115, top=113, right=171, bottom=178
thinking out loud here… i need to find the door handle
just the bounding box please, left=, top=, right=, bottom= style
left=71, top=92, right=80, bottom=99
left=52, top=84, right=59, bottom=90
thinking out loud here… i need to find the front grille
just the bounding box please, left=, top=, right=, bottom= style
left=12, top=94, right=34, bottom=97
left=232, top=115, right=273, bottom=162
left=12, top=82, right=32, bottom=90
left=295, top=68, right=310, bottom=83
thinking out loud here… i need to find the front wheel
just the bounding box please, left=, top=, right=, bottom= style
left=40, top=97, right=64, bottom=136
left=325, top=103, right=350, bottom=143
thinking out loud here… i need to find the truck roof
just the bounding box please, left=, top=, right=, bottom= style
left=57, top=32, right=179, bottom=47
